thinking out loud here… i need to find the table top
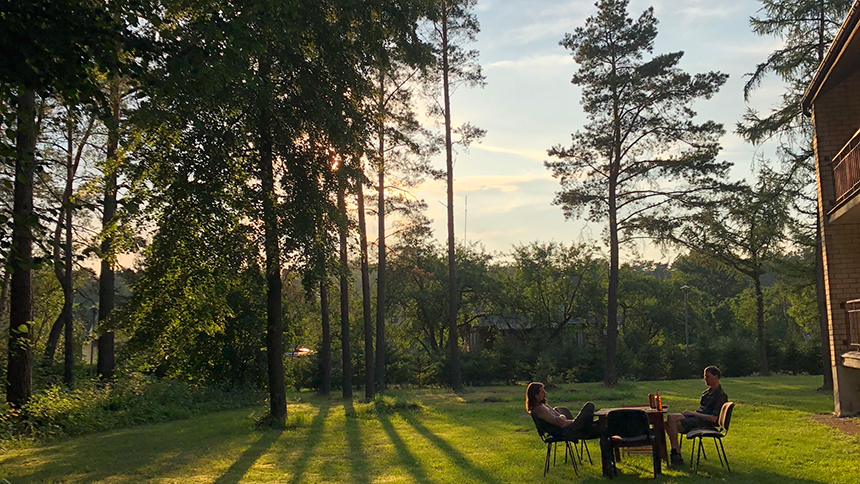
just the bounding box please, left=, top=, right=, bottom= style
left=595, top=406, right=667, bottom=416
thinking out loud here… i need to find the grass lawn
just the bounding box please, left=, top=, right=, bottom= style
left=1, top=375, right=858, bottom=483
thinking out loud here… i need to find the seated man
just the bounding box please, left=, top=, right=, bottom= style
left=665, top=366, right=727, bottom=466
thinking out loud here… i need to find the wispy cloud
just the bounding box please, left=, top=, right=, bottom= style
left=487, top=54, right=573, bottom=71
left=471, top=143, right=549, bottom=162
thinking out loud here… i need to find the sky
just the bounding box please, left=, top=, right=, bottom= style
left=409, top=0, right=786, bottom=262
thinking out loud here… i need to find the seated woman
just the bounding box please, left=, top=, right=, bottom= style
left=526, top=381, right=596, bottom=439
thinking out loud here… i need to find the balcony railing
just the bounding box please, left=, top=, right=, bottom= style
left=832, top=130, right=860, bottom=206
left=844, top=299, right=860, bottom=352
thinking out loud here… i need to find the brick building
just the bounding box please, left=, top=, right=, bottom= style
left=802, top=0, right=860, bottom=417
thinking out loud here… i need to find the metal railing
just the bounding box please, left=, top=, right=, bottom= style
left=845, top=299, right=860, bottom=352
left=832, top=130, right=860, bottom=206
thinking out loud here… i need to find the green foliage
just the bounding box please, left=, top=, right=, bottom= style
left=0, top=373, right=263, bottom=444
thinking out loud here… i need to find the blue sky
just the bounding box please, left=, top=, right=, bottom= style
left=411, top=0, right=785, bottom=261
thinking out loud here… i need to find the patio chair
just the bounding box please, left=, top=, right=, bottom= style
left=530, top=413, right=578, bottom=476
left=685, top=401, right=734, bottom=473
left=619, top=404, right=655, bottom=460
left=603, top=409, right=661, bottom=478
left=553, top=406, right=599, bottom=466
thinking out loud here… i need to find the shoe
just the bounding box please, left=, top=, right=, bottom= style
left=670, top=449, right=684, bottom=467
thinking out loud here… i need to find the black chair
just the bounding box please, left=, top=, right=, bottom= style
left=685, top=401, right=734, bottom=473
left=530, top=413, right=578, bottom=476
left=553, top=406, right=599, bottom=466
left=603, top=409, right=661, bottom=478
left=569, top=424, right=600, bottom=465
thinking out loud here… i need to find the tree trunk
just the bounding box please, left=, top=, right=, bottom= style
left=375, top=71, right=387, bottom=393
left=97, top=81, right=121, bottom=380
left=605, top=180, right=619, bottom=387
left=338, top=172, right=352, bottom=399
left=320, top=279, right=331, bottom=395
left=604, top=59, right=621, bottom=387
left=754, top=275, right=769, bottom=375
left=441, top=10, right=462, bottom=392
left=63, top=164, right=75, bottom=386
left=815, top=223, right=833, bottom=390
left=258, top=64, right=286, bottom=423
left=7, top=88, right=37, bottom=407
left=356, top=163, right=374, bottom=399
left=814, top=0, right=833, bottom=393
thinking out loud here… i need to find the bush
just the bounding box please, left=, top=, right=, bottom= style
left=0, top=372, right=265, bottom=445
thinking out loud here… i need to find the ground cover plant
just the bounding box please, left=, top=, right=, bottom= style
left=1, top=374, right=858, bottom=483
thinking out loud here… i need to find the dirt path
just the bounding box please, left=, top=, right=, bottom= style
left=809, top=414, right=860, bottom=436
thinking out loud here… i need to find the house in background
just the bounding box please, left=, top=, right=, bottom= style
left=802, top=0, right=860, bottom=417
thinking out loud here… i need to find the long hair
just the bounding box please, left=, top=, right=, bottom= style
left=526, top=382, right=546, bottom=413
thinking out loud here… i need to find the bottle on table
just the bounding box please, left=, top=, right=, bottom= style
left=656, top=390, right=662, bottom=410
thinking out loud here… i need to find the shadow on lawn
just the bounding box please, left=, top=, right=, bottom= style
left=402, top=414, right=499, bottom=484
left=212, top=427, right=282, bottom=484
left=343, top=400, right=370, bottom=484
left=378, top=413, right=434, bottom=484
left=286, top=403, right=329, bottom=484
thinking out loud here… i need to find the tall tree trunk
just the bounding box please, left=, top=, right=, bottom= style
left=605, top=179, right=619, bottom=387
left=815, top=225, right=833, bottom=390
left=97, top=81, right=121, bottom=380
left=356, top=163, right=374, bottom=399
left=320, top=279, right=331, bottom=395
left=442, top=9, right=462, bottom=391
left=754, top=275, right=769, bottom=375
left=814, top=2, right=833, bottom=392
left=375, top=71, right=387, bottom=393
left=604, top=60, right=621, bottom=387
left=63, top=115, right=76, bottom=385
left=63, top=192, right=74, bottom=385
left=338, top=172, right=352, bottom=399
left=258, top=63, right=286, bottom=422
left=7, top=89, right=37, bottom=407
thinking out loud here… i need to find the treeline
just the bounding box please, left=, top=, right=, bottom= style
left=0, top=0, right=848, bottom=424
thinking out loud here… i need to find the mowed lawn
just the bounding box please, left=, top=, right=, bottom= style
left=1, top=375, right=858, bottom=483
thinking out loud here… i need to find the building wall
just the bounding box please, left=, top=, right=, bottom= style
left=812, top=66, right=860, bottom=416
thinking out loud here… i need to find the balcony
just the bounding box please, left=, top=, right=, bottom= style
left=831, top=129, right=860, bottom=217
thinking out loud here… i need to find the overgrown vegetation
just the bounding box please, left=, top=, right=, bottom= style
left=0, top=372, right=263, bottom=445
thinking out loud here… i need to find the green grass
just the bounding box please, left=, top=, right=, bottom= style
left=1, top=375, right=858, bottom=483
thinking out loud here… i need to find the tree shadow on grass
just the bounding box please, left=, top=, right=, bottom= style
left=343, top=400, right=370, bottom=484
left=0, top=411, right=244, bottom=483
left=402, top=414, right=498, bottom=484
left=212, top=428, right=282, bottom=484
left=286, top=403, right=329, bottom=484
left=377, top=413, right=434, bottom=484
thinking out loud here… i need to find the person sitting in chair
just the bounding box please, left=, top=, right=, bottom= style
left=665, top=365, right=728, bottom=466
left=526, top=381, right=596, bottom=438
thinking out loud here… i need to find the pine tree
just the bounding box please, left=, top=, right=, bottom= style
left=424, top=0, right=485, bottom=391
left=546, top=0, right=730, bottom=385
left=738, top=0, right=851, bottom=391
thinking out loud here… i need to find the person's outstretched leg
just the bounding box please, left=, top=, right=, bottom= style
left=570, top=402, right=595, bottom=432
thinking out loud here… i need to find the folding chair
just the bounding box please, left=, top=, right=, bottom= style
left=531, top=413, right=578, bottom=476
left=685, top=401, right=734, bottom=473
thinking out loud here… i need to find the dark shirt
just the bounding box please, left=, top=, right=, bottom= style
left=696, top=385, right=727, bottom=416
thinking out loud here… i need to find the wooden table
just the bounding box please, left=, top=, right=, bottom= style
left=594, top=406, right=668, bottom=477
